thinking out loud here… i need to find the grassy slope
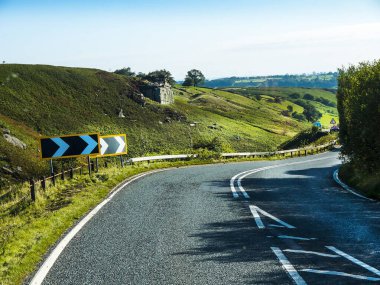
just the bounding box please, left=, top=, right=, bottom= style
left=0, top=64, right=321, bottom=184
left=225, top=87, right=339, bottom=127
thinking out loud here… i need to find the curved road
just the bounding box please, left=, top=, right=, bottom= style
left=33, top=150, right=380, bottom=285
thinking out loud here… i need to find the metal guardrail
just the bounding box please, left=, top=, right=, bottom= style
left=129, top=154, right=195, bottom=163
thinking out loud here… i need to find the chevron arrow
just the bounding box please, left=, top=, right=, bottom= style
left=100, top=138, right=109, bottom=155
left=115, top=136, right=126, bottom=153
left=51, top=137, right=70, bottom=157
left=80, top=135, right=98, bottom=155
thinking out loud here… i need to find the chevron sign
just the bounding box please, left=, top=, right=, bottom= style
left=98, top=134, right=127, bottom=157
left=40, top=133, right=100, bottom=159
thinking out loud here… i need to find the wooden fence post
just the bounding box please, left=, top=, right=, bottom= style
left=70, top=168, right=74, bottom=179
left=41, top=176, right=46, bottom=190
left=87, top=156, right=91, bottom=175
left=30, top=179, right=35, bottom=202
left=61, top=170, right=65, bottom=180
left=52, top=173, right=56, bottom=186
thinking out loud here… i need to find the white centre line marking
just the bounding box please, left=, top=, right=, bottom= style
left=268, top=224, right=285, bottom=228
left=301, top=269, right=380, bottom=282
left=278, top=235, right=316, bottom=241
left=230, top=155, right=336, bottom=199
left=271, top=247, right=307, bottom=285
left=249, top=205, right=264, bottom=228
left=283, top=249, right=339, bottom=258
left=30, top=169, right=165, bottom=285
left=326, top=246, right=380, bottom=276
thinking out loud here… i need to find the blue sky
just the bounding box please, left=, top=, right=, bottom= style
left=1, top=0, right=380, bottom=79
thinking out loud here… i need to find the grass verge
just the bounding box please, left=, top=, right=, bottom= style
left=339, top=163, right=380, bottom=200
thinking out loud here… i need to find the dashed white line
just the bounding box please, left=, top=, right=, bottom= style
left=326, top=246, right=380, bottom=276
left=271, top=247, right=307, bottom=285
left=301, top=269, right=380, bottom=282
left=283, top=249, right=339, bottom=258
left=30, top=169, right=165, bottom=285
left=278, top=235, right=315, bottom=241
left=268, top=224, right=285, bottom=228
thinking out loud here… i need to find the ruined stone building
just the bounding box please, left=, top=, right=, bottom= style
left=139, top=81, right=174, bottom=105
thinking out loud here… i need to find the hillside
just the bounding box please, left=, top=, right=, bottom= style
left=0, top=64, right=336, bottom=187
left=202, top=72, right=338, bottom=89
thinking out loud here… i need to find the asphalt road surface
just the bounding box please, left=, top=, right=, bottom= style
left=34, top=150, right=380, bottom=285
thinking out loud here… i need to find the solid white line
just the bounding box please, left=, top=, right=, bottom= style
left=271, top=247, right=307, bottom=285
left=255, top=206, right=296, bottom=229
left=249, top=205, right=265, bottom=228
left=230, top=155, right=336, bottom=199
left=326, top=246, right=380, bottom=276
left=300, top=269, right=380, bottom=281
left=278, top=235, right=315, bottom=241
left=333, top=169, right=374, bottom=201
left=268, top=224, right=285, bottom=228
left=283, top=249, right=339, bottom=258
left=30, top=169, right=165, bottom=285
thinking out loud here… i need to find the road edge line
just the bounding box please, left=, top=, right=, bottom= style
left=333, top=169, right=375, bottom=201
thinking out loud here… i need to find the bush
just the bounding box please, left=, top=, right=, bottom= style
left=337, top=60, right=380, bottom=173
left=303, top=93, right=314, bottom=100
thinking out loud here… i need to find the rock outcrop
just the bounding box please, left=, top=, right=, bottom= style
left=139, top=81, right=174, bottom=105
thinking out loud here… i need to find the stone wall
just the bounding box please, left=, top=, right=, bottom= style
left=139, top=81, right=174, bottom=105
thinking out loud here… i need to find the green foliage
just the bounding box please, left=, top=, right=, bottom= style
left=183, top=69, right=205, bottom=87
left=303, top=93, right=314, bottom=100
left=280, top=129, right=332, bottom=150
left=114, top=67, right=135, bottom=76
left=141, top=69, right=175, bottom=86
left=287, top=105, right=293, bottom=112
left=337, top=60, right=380, bottom=173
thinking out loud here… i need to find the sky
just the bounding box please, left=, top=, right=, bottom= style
left=1, top=0, right=380, bottom=80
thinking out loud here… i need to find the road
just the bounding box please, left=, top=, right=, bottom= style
left=34, top=150, right=380, bottom=284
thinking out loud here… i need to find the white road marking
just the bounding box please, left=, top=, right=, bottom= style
left=268, top=224, right=285, bottom=228
left=230, top=155, right=336, bottom=198
left=326, top=246, right=380, bottom=276
left=271, top=247, right=307, bottom=285
left=300, top=269, right=380, bottom=281
left=249, top=205, right=264, bottom=228
left=30, top=169, right=165, bottom=285
left=253, top=206, right=296, bottom=229
left=333, top=169, right=374, bottom=201
left=283, top=249, right=339, bottom=258
left=278, top=235, right=315, bottom=241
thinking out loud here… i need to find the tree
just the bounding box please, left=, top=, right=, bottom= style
left=287, top=105, right=293, bottom=112
left=183, top=69, right=205, bottom=87
left=114, top=67, right=135, bottom=76
left=255, top=94, right=262, bottom=101
left=302, top=103, right=322, bottom=122
left=143, top=69, right=175, bottom=86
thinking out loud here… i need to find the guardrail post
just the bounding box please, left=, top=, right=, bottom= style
left=304, top=150, right=307, bottom=156
left=52, top=173, right=56, bottom=186
left=41, top=176, right=46, bottom=190
left=30, top=179, right=35, bottom=202
left=69, top=168, right=74, bottom=179
left=290, top=152, right=293, bottom=158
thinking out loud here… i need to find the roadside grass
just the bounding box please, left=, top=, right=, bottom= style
left=339, top=163, right=380, bottom=200
left=0, top=147, right=335, bottom=285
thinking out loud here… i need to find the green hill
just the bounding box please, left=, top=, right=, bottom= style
left=202, top=72, right=338, bottom=89
left=0, top=64, right=337, bottom=186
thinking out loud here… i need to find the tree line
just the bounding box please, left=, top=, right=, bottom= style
left=337, top=60, right=380, bottom=173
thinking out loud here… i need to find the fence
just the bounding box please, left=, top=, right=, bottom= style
left=0, top=141, right=336, bottom=212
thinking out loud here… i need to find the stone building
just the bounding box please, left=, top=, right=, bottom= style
left=139, top=81, right=174, bottom=105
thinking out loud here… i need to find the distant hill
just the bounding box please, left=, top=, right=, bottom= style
left=202, top=72, right=338, bottom=88
left=0, top=64, right=337, bottom=186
